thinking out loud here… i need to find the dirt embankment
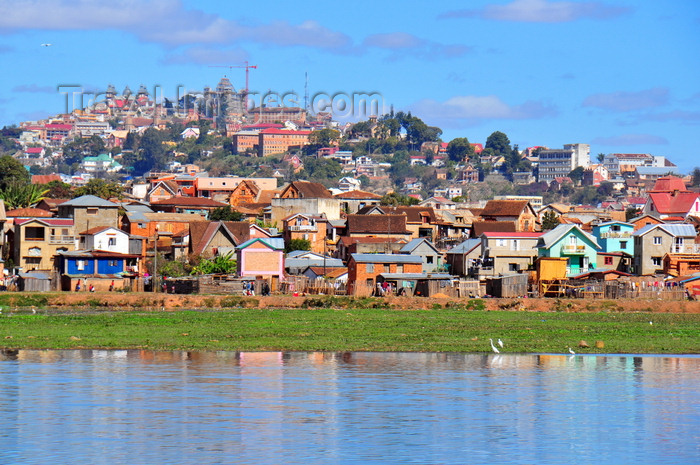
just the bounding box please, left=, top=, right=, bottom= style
left=13, top=292, right=700, bottom=313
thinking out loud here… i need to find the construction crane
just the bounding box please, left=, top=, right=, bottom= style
left=209, top=61, right=258, bottom=104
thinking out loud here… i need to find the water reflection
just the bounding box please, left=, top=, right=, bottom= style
left=0, top=350, right=698, bottom=465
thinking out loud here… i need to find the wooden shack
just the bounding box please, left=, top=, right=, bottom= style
left=485, top=273, right=528, bottom=298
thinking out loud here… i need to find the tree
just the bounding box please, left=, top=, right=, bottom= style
left=485, top=131, right=511, bottom=157
left=568, top=166, right=585, bottom=185
left=299, top=158, right=342, bottom=186
left=0, top=181, right=49, bottom=209
left=597, top=153, right=606, bottom=163
left=447, top=137, right=475, bottom=163
left=191, top=252, right=237, bottom=275
left=285, top=238, right=311, bottom=254
left=44, top=180, right=73, bottom=199
left=0, top=155, right=30, bottom=191
left=541, top=211, right=560, bottom=231
left=690, top=167, right=700, bottom=187
left=74, top=179, right=123, bottom=200
left=380, top=192, right=419, bottom=206
left=210, top=205, right=244, bottom=221
left=625, top=207, right=642, bottom=221
left=309, top=128, right=340, bottom=147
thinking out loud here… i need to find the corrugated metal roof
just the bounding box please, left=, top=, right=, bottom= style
left=59, top=195, right=119, bottom=208
left=350, top=253, right=422, bottom=264
left=446, top=238, right=481, bottom=254
left=634, top=223, right=696, bottom=237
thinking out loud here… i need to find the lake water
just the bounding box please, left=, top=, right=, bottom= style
left=0, top=350, right=698, bottom=465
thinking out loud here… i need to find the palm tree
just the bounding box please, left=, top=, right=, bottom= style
left=0, top=181, right=49, bottom=210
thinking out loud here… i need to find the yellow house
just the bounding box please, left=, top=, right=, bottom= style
left=12, top=218, right=76, bottom=272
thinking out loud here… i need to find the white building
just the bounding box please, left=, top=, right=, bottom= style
left=537, top=143, right=590, bottom=182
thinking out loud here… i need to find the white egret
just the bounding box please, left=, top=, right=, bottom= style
left=568, top=347, right=576, bottom=355
left=497, top=338, right=504, bottom=348
left=489, top=338, right=500, bottom=354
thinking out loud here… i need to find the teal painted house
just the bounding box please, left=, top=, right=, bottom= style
left=592, top=221, right=634, bottom=255
left=537, top=224, right=601, bottom=276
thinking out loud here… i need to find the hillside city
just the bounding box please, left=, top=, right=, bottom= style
left=1, top=77, right=698, bottom=298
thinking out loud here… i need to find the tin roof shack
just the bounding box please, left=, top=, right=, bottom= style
left=445, top=238, right=481, bottom=278
left=485, top=273, right=528, bottom=298
left=376, top=273, right=456, bottom=297
left=17, top=271, right=52, bottom=292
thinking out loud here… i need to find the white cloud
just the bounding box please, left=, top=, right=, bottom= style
left=163, top=47, right=249, bottom=66
left=0, top=0, right=351, bottom=51
left=592, top=134, right=668, bottom=146
left=363, top=32, right=471, bottom=60
left=583, top=87, right=669, bottom=112
left=439, top=0, right=632, bottom=23
left=12, top=84, right=55, bottom=93
left=411, top=95, right=558, bottom=122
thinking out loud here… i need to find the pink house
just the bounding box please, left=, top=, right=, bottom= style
left=236, top=237, right=285, bottom=282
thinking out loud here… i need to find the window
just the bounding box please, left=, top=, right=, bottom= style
left=511, top=240, right=520, bottom=251
left=366, top=263, right=374, bottom=273
left=108, top=260, right=118, bottom=267
left=87, top=208, right=98, bottom=215
left=604, top=256, right=613, bottom=265
left=620, top=241, right=627, bottom=249
left=509, top=263, right=519, bottom=272
left=25, top=227, right=45, bottom=241
left=651, top=257, right=662, bottom=267
left=77, top=260, right=86, bottom=271
left=653, top=236, right=662, bottom=245
left=108, top=237, right=116, bottom=246
left=397, top=264, right=404, bottom=273
left=496, top=239, right=506, bottom=247
left=426, top=256, right=434, bottom=264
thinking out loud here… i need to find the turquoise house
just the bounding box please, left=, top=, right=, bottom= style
left=592, top=221, right=634, bottom=255
left=537, top=224, right=601, bottom=276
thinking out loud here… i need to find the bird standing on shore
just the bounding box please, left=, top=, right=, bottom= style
left=489, top=338, right=500, bottom=354
left=568, top=347, right=576, bottom=355
left=498, top=338, right=504, bottom=348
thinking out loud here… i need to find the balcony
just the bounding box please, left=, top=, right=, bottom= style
left=288, top=225, right=317, bottom=232
left=599, top=232, right=631, bottom=239
left=669, top=245, right=700, bottom=254
left=49, top=235, right=75, bottom=245
left=561, top=244, right=586, bottom=254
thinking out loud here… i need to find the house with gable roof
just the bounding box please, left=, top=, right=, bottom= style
left=537, top=224, right=600, bottom=276
left=270, top=180, right=340, bottom=224
left=445, top=238, right=481, bottom=277
left=236, top=237, right=285, bottom=282
left=399, top=238, right=442, bottom=273
left=632, top=223, right=698, bottom=275
left=282, top=213, right=331, bottom=255
left=479, top=199, right=539, bottom=232
left=11, top=217, right=75, bottom=272
left=57, top=195, right=120, bottom=233
left=347, top=253, right=423, bottom=296
left=479, top=231, right=543, bottom=277
left=643, top=176, right=700, bottom=219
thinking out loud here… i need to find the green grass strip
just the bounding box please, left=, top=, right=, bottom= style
left=1, top=308, right=698, bottom=354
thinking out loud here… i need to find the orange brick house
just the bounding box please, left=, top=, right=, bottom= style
left=282, top=213, right=329, bottom=255
left=347, top=253, right=422, bottom=296
left=479, top=199, right=539, bottom=232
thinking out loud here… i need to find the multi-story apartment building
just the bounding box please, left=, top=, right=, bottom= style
left=537, top=143, right=590, bottom=182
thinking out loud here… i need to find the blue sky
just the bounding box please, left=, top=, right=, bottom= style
left=0, top=0, right=698, bottom=170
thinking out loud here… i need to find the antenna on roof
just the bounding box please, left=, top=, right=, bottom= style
left=304, top=72, right=309, bottom=113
